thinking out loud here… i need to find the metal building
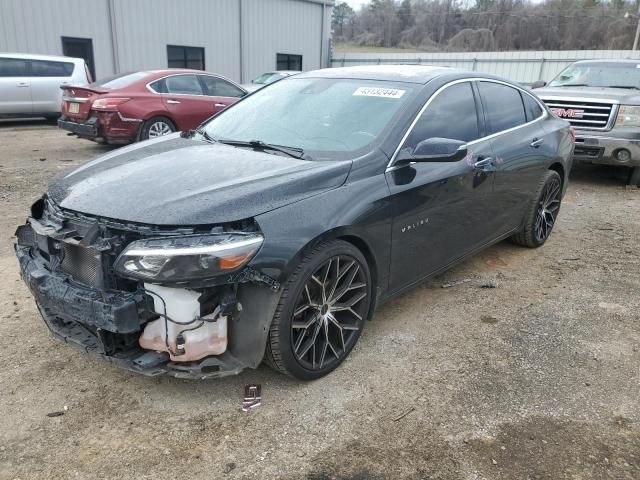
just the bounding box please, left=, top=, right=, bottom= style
left=0, top=0, right=334, bottom=83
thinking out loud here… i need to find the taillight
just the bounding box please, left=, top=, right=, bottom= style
left=92, top=98, right=131, bottom=111
left=569, top=127, right=576, bottom=142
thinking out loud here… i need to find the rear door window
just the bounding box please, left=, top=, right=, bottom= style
left=165, top=75, right=203, bottom=95
left=522, top=92, right=544, bottom=122
left=0, top=58, right=29, bottom=77
left=404, top=81, right=480, bottom=149
left=478, top=82, right=527, bottom=134
left=199, top=76, right=245, bottom=98
left=30, top=60, right=74, bottom=77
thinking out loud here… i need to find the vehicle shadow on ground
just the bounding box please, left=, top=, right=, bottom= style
left=570, top=163, right=636, bottom=188
left=0, top=117, right=58, bottom=129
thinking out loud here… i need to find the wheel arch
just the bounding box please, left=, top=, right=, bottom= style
left=548, top=161, right=565, bottom=190
left=285, top=227, right=380, bottom=320
left=138, top=114, right=178, bottom=141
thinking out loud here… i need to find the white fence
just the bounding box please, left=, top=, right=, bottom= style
left=330, top=50, right=640, bottom=84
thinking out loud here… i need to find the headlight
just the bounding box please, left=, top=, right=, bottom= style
left=616, top=105, right=640, bottom=127
left=114, top=233, right=263, bottom=283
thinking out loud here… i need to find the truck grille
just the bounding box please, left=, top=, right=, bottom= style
left=541, top=98, right=615, bottom=131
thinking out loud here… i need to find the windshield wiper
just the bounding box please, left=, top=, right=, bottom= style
left=194, top=127, right=217, bottom=144
left=555, top=83, right=590, bottom=87
left=218, top=139, right=305, bottom=159
left=607, top=85, right=640, bottom=90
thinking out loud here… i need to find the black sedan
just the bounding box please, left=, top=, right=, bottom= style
left=15, top=66, right=573, bottom=380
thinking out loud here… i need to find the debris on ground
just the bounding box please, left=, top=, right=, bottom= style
left=393, top=406, right=416, bottom=422
left=441, top=278, right=472, bottom=288
left=242, top=384, right=262, bottom=412
left=46, top=411, right=64, bottom=417
left=479, top=281, right=497, bottom=289
left=481, top=315, right=499, bottom=324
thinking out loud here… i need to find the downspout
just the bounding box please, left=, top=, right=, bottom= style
left=320, top=4, right=326, bottom=68
left=107, top=0, right=120, bottom=75
left=239, top=0, right=244, bottom=83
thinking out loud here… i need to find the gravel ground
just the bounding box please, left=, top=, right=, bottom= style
left=0, top=120, right=638, bottom=480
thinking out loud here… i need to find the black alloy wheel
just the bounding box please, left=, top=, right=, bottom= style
left=534, top=174, right=561, bottom=243
left=511, top=170, right=563, bottom=248
left=265, top=240, right=371, bottom=380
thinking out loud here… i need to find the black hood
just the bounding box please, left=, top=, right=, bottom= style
left=49, top=134, right=352, bottom=226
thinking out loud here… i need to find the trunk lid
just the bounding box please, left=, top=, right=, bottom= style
left=61, top=85, right=107, bottom=121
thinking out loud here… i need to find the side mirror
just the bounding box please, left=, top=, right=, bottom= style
left=531, top=80, right=547, bottom=89
left=408, top=137, right=467, bottom=163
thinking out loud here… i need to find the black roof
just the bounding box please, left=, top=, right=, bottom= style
left=298, top=65, right=458, bottom=84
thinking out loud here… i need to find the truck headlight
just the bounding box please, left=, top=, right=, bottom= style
left=616, top=105, right=640, bottom=127
left=114, top=233, right=263, bottom=283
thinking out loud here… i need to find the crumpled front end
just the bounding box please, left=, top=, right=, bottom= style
left=15, top=197, right=280, bottom=379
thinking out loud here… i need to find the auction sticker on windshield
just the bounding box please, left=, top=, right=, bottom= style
left=353, top=87, right=406, bottom=99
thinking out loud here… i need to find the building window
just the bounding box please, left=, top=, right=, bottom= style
left=276, top=53, right=302, bottom=71
left=167, top=45, right=205, bottom=70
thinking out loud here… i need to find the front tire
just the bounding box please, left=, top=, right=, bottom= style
left=265, top=240, right=372, bottom=380
left=511, top=170, right=562, bottom=248
left=139, top=116, right=176, bottom=141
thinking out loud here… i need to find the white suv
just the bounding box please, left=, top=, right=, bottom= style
left=0, top=53, right=91, bottom=119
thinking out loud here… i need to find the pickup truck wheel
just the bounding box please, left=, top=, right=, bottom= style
left=264, top=240, right=371, bottom=380
left=511, top=170, right=562, bottom=248
left=629, top=166, right=640, bottom=187
left=139, top=116, right=176, bottom=141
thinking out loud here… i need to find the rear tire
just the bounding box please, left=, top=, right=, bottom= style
left=629, top=166, right=640, bottom=187
left=511, top=170, right=562, bottom=248
left=264, top=240, right=372, bottom=380
left=139, top=116, right=176, bottom=141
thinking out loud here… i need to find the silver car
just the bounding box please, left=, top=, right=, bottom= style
left=0, top=53, right=90, bottom=119
left=241, top=70, right=300, bottom=92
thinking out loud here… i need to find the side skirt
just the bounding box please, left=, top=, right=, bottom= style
left=376, top=227, right=520, bottom=309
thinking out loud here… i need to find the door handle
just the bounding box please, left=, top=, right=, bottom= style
left=214, top=103, right=227, bottom=108
left=167, top=99, right=181, bottom=104
left=16, top=82, right=29, bottom=87
left=473, top=157, right=495, bottom=172
left=530, top=138, right=544, bottom=148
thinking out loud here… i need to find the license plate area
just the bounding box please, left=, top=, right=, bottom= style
left=69, top=102, right=80, bottom=114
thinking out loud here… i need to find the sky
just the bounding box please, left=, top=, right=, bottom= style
left=343, top=0, right=370, bottom=10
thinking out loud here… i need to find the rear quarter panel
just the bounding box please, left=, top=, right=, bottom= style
left=118, top=94, right=168, bottom=122
left=542, top=116, right=574, bottom=195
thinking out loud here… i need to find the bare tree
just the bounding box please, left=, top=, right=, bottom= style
left=334, top=0, right=639, bottom=51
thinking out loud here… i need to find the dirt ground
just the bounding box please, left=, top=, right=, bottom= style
left=0, top=120, right=638, bottom=480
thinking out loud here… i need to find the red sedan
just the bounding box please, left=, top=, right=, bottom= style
left=58, top=69, right=247, bottom=144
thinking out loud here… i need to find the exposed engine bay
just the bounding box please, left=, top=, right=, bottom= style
left=15, top=197, right=281, bottom=379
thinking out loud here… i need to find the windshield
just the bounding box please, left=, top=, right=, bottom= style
left=202, top=77, right=414, bottom=157
left=549, top=63, right=640, bottom=89
left=253, top=73, right=285, bottom=85
left=92, top=71, right=151, bottom=89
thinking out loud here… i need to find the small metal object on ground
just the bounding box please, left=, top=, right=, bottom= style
left=441, top=278, right=472, bottom=288
left=242, top=384, right=262, bottom=412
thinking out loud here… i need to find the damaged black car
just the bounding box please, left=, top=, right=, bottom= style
left=15, top=66, right=574, bottom=380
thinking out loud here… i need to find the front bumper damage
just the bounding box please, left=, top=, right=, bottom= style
left=15, top=199, right=281, bottom=379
